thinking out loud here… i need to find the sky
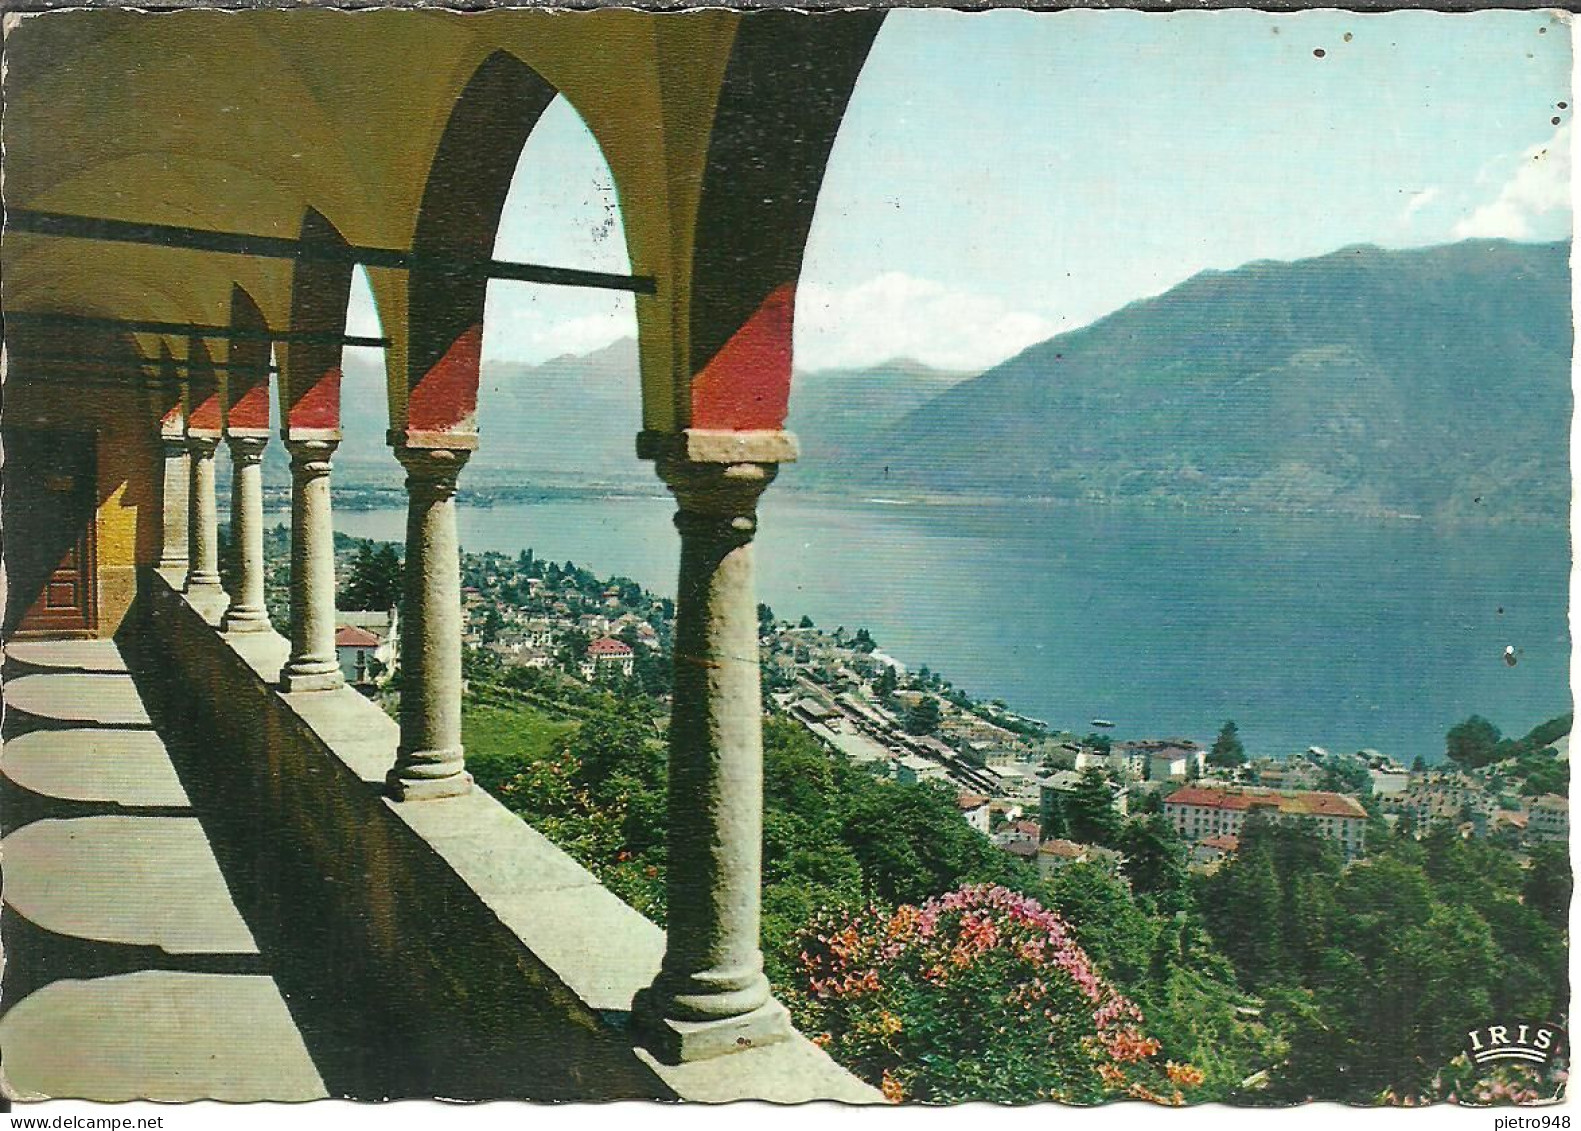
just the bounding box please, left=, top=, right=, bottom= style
left=347, top=8, right=1573, bottom=374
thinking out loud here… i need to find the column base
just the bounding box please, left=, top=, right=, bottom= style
left=158, top=557, right=190, bottom=572
left=631, top=991, right=792, bottom=1065
left=279, top=664, right=344, bottom=693
left=385, top=767, right=474, bottom=801
left=182, top=582, right=230, bottom=624
left=221, top=607, right=272, bottom=634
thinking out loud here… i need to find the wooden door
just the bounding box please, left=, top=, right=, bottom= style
left=6, top=430, right=98, bottom=637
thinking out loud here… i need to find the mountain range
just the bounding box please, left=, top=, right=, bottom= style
left=332, top=339, right=973, bottom=491
left=872, top=239, right=1571, bottom=522
left=327, top=238, right=1570, bottom=523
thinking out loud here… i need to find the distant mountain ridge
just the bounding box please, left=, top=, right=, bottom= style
left=333, top=339, right=974, bottom=490
left=874, top=239, right=1572, bottom=522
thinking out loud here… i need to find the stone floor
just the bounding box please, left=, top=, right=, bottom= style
left=0, top=638, right=328, bottom=1102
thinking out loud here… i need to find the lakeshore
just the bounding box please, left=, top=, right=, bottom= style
left=256, top=489, right=1571, bottom=764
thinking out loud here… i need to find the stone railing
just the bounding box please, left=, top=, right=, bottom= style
left=129, top=566, right=880, bottom=1103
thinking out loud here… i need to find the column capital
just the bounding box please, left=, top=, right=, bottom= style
left=160, top=434, right=190, bottom=459
left=185, top=433, right=221, bottom=457
left=638, top=428, right=799, bottom=466
left=658, top=459, right=777, bottom=543
left=394, top=444, right=471, bottom=496
left=285, top=437, right=338, bottom=477
left=225, top=434, right=269, bottom=464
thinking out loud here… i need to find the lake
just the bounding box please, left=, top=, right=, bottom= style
left=294, top=492, right=1571, bottom=765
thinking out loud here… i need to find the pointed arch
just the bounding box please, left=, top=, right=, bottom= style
left=401, top=50, right=559, bottom=444
left=225, top=284, right=272, bottom=436
left=681, top=11, right=885, bottom=433
left=278, top=207, right=353, bottom=440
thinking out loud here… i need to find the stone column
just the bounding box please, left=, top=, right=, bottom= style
left=221, top=435, right=271, bottom=633
left=280, top=439, right=344, bottom=692
left=184, top=436, right=226, bottom=612
left=634, top=457, right=791, bottom=1063
left=158, top=437, right=190, bottom=571
left=387, top=444, right=471, bottom=800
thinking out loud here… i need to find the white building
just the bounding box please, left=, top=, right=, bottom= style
left=956, top=793, right=992, bottom=835
left=583, top=636, right=635, bottom=679
left=335, top=608, right=398, bottom=686
left=1164, top=786, right=1368, bottom=861
left=1528, top=794, right=1569, bottom=844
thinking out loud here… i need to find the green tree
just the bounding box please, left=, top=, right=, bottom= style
left=1118, top=814, right=1190, bottom=911
left=1208, top=720, right=1246, bottom=768
left=903, top=696, right=942, bottom=736
left=1064, top=768, right=1123, bottom=846
left=836, top=780, right=1023, bottom=904
left=1043, top=861, right=1157, bottom=985
left=1522, top=842, right=1572, bottom=929
left=1445, top=714, right=1502, bottom=769
left=341, top=542, right=404, bottom=610
left=1083, top=732, right=1113, bottom=755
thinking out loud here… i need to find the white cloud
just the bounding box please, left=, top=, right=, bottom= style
left=1452, top=123, right=1572, bottom=240
left=1401, top=186, right=1441, bottom=224
left=482, top=293, right=635, bottom=364
left=794, top=273, right=1061, bottom=373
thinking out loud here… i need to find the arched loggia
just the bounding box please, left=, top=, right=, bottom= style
left=385, top=51, right=560, bottom=803
left=403, top=51, right=560, bottom=443
left=218, top=285, right=274, bottom=635
left=277, top=207, right=358, bottom=691
left=629, top=11, right=886, bottom=1064
left=676, top=11, right=886, bottom=436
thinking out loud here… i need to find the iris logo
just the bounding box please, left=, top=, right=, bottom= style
left=1465, top=1021, right=1567, bottom=1067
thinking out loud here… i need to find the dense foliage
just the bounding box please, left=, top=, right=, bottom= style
left=1199, top=813, right=1569, bottom=1103
left=786, top=885, right=1200, bottom=1104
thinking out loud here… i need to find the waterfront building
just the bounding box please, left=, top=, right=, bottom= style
left=1164, top=786, right=1368, bottom=861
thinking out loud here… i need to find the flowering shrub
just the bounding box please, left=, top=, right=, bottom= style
left=1380, top=1054, right=1569, bottom=1107
left=783, top=884, right=1199, bottom=1104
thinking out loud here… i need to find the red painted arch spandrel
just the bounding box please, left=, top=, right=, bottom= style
left=688, top=283, right=796, bottom=432
left=407, top=324, right=482, bottom=436
left=189, top=383, right=223, bottom=432
left=228, top=375, right=272, bottom=432
left=288, top=366, right=343, bottom=432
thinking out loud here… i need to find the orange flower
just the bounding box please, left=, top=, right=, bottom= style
left=1166, top=1062, right=1205, bottom=1088
left=880, top=1070, right=905, bottom=1104
left=878, top=1011, right=903, bottom=1036
left=1096, top=1063, right=1126, bottom=1088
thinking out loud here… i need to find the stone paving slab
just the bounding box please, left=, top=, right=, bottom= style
left=1, top=729, right=189, bottom=807
left=5, top=673, right=152, bottom=727
left=0, top=970, right=328, bottom=1102
left=4, top=640, right=128, bottom=674
left=2, top=816, right=257, bottom=954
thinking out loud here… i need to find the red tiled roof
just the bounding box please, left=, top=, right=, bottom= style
left=1012, top=820, right=1041, bottom=836
left=1200, top=833, right=1240, bottom=851
left=957, top=793, right=990, bottom=810
left=335, top=625, right=380, bottom=648
left=1166, top=786, right=1365, bottom=819
left=588, top=637, right=633, bottom=657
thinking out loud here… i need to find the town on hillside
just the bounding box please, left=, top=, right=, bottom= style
left=316, top=533, right=1570, bottom=882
